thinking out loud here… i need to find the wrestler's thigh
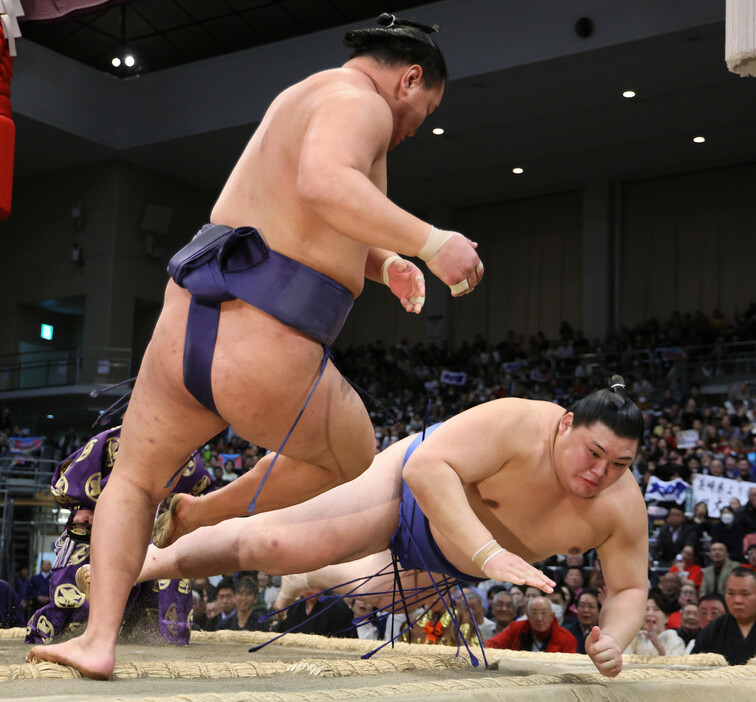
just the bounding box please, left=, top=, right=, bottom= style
left=213, top=311, right=374, bottom=474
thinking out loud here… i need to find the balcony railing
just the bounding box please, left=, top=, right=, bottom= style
left=0, top=347, right=133, bottom=393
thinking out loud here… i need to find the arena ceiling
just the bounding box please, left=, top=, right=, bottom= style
left=10, top=0, right=756, bottom=212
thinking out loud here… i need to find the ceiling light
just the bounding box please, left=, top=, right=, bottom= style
left=46, top=414, right=54, bottom=419
left=111, top=57, right=121, bottom=67
left=693, top=136, right=706, bottom=143
left=512, top=167, right=524, bottom=174
left=124, top=55, right=135, bottom=67
left=432, top=127, right=444, bottom=135
left=622, top=90, right=636, bottom=98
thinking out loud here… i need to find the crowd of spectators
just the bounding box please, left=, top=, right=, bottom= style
left=2, top=306, right=756, bottom=662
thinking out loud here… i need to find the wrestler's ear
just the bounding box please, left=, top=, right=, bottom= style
left=558, top=412, right=574, bottom=435
left=400, top=64, right=424, bottom=93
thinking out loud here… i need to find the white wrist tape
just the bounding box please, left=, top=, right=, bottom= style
left=472, top=540, right=506, bottom=571
left=417, top=225, right=451, bottom=261
left=380, top=255, right=403, bottom=286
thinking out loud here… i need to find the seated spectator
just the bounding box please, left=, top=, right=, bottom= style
left=623, top=592, right=686, bottom=656
left=546, top=586, right=568, bottom=625
left=190, top=589, right=210, bottom=631
left=509, top=585, right=526, bottom=618
left=744, top=543, right=756, bottom=573
left=485, top=597, right=577, bottom=653
left=490, top=590, right=517, bottom=634
left=711, top=506, right=744, bottom=562
left=736, top=486, right=756, bottom=535
left=215, top=577, right=267, bottom=632
left=207, top=578, right=236, bottom=630
left=701, top=543, right=740, bottom=597
left=453, top=587, right=496, bottom=640
left=0, top=579, right=25, bottom=629
left=656, top=572, right=683, bottom=614
left=562, top=566, right=585, bottom=617
left=665, top=583, right=698, bottom=629
left=485, top=584, right=507, bottom=617
left=676, top=603, right=700, bottom=652
left=563, top=588, right=600, bottom=654
left=257, top=572, right=280, bottom=613
left=220, top=459, right=239, bottom=483
left=654, top=505, right=699, bottom=566
left=693, top=567, right=756, bottom=665
left=348, top=599, right=380, bottom=640
left=698, top=593, right=727, bottom=630
left=278, top=591, right=357, bottom=639
left=691, top=501, right=714, bottom=541
left=668, top=545, right=703, bottom=591
left=558, top=584, right=575, bottom=620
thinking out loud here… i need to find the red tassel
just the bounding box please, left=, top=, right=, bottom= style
left=0, top=22, right=15, bottom=221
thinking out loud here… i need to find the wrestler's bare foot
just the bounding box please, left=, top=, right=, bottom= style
left=75, top=564, right=91, bottom=601
left=152, top=493, right=196, bottom=548
left=26, top=637, right=114, bottom=680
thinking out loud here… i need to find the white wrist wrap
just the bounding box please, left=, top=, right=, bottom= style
left=380, top=255, right=403, bottom=286
left=417, top=225, right=451, bottom=261
left=472, top=539, right=506, bottom=571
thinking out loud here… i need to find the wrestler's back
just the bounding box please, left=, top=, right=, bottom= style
left=211, top=68, right=385, bottom=297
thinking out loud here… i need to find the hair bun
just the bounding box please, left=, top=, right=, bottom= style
left=609, top=374, right=626, bottom=391
left=375, top=13, right=440, bottom=34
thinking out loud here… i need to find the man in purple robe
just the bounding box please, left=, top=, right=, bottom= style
left=26, top=427, right=214, bottom=645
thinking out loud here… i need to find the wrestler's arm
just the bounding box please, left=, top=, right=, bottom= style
left=403, top=400, right=555, bottom=591
left=299, top=93, right=430, bottom=255
left=587, top=487, right=648, bottom=677
left=298, top=92, right=480, bottom=290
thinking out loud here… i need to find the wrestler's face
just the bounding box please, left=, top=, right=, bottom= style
left=555, top=416, right=637, bottom=499
left=391, top=66, right=443, bottom=150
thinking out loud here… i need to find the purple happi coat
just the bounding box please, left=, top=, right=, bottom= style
left=26, top=426, right=215, bottom=645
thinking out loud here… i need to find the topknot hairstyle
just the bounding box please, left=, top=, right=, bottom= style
left=343, top=13, right=448, bottom=89
left=568, top=374, right=644, bottom=445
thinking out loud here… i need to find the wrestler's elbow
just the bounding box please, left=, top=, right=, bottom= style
left=402, top=457, right=437, bottom=494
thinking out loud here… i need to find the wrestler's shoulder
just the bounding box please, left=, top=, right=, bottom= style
left=469, top=397, right=562, bottom=429
left=600, top=472, right=647, bottom=522
left=293, top=67, right=387, bottom=102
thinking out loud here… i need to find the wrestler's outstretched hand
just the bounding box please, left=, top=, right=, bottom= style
left=425, top=230, right=483, bottom=297
left=483, top=550, right=556, bottom=594
left=386, top=258, right=426, bottom=313
left=585, top=626, right=623, bottom=677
